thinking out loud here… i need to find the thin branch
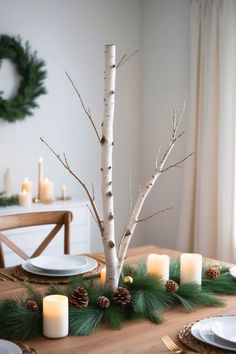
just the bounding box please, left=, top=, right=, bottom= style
left=136, top=207, right=173, bottom=223
left=116, top=50, right=138, bottom=69
left=40, top=137, right=104, bottom=234
left=91, top=183, right=95, bottom=201
left=155, top=146, right=162, bottom=171
left=65, top=71, right=101, bottom=143
left=161, top=152, right=194, bottom=173
left=86, top=204, right=98, bottom=225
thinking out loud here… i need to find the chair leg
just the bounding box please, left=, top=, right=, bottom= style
left=0, top=241, right=5, bottom=268
left=64, top=212, right=71, bottom=254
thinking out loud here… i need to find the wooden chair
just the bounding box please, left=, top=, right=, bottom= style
left=0, top=210, right=73, bottom=268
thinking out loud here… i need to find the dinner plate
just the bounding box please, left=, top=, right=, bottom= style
left=0, top=339, right=22, bottom=354
left=29, top=255, right=88, bottom=272
left=211, top=316, right=236, bottom=343
left=191, top=317, right=236, bottom=351
left=229, top=266, right=236, bottom=278
left=22, top=256, right=97, bottom=277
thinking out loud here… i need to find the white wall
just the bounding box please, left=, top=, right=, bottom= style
left=139, top=0, right=190, bottom=249
left=0, top=0, right=142, bottom=251
left=0, top=0, right=191, bottom=251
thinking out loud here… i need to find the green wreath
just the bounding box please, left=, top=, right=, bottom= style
left=0, top=35, right=47, bottom=123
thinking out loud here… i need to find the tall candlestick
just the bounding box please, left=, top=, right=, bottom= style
left=180, top=253, right=202, bottom=285
left=43, top=295, right=68, bottom=338
left=147, top=254, right=169, bottom=281
left=21, top=178, right=32, bottom=193
left=100, top=267, right=106, bottom=285
left=38, top=157, right=43, bottom=200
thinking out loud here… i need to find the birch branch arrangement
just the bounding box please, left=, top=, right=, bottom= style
left=41, top=44, right=192, bottom=289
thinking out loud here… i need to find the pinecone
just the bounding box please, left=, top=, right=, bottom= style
left=165, top=280, right=179, bottom=293
left=69, top=287, right=89, bottom=308
left=205, top=266, right=220, bottom=279
left=98, top=295, right=110, bottom=308
left=25, top=299, right=38, bottom=312
left=112, top=287, right=131, bottom=305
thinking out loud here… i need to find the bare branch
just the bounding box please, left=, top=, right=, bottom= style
left=116, top=50, right=138, bottom=69
left=161, top=152, right=194, bottom=173
left=86, top=204, right=98, bottom=225
left=155, top=146, right=162, bottom=171
left=40, top=137, right=104, bottom=234
left=65, top=71, right=101, bottom=143
left=91, top=183, right=95, bottom=201
left=137, top=207, right=173, bottom=223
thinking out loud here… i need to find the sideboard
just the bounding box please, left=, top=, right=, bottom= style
left=0, top=199, right=90, bottom=266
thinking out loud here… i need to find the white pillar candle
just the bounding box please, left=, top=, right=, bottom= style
left=38, top=157, right=43, bottom=200
left=100, top=267, right=106, bottom=285
left=21, top=178, right=32, bottom=193
left=180, top=253, right=202, bottom=285
left=61, top=184, right=67, bottom=199
left=40, top=178, right=54, bottom=202
left=19, top=189, right=32, bottom=207
left=43, top=295, right=68, bottom=338
left=147, top=254, right=170, bottom=281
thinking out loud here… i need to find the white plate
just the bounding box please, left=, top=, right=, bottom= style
left=0, top=339, right=22, bottom=354
left=211, top=317, right=236, bottom=343
left=30, top=255, right=88, bottom=272
left=191, top=317, right=236, bottom=351
left=229, top=266, right=236, bottom=278
left=22, top=256, right=97, bottom=277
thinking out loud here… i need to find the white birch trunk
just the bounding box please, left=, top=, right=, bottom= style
left=101, top=45, right=119, bottom=289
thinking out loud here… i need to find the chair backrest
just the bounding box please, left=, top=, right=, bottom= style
left=0, top=210, right=73, bottom=268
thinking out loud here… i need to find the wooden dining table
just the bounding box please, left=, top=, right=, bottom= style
left=0, top=245, right=236, bottom=354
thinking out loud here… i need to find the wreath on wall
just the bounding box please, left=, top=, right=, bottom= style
left=0, top=35, right=47, bottom=123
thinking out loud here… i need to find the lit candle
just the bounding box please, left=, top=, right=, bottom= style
left=38, top=157, right=43, bottom=200
left=147, top=254, right=169, bottom=281
left=61, top=184, right=67, bottom=200
left=40, top=178, right=54, bottom=202
left=43, top=295, right=68, bottom=338
left=19, top=189, right=32, bottom=207
left=21, top=178, right=32, bottom=193
left=100, top=267, right=106, bottom=285
left=180, top=253, right=202, bottom=285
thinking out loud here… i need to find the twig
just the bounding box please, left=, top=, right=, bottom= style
left=116, top=50, right=138, bottom=69
left=155, top=146, right=161, bottom=171
left=40, top=137, right=103, bottom=234
left=137, top=207, right=173, bottom=223
left=65, top=71, right=101, bottom=143
left=86, top=204, right=98, bottom=225
left=161, top=152, right=194, bottom=173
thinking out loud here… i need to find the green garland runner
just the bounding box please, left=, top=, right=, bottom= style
left=0, top=260, right=236, bottom=340
left=0, top=194, right=19, bottom=207
left=0, top=35, right=47, bottom=123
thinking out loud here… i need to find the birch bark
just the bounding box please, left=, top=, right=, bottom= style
left=101, top=45, right=118, bottom=289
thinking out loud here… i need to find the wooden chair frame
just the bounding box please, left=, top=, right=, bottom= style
left=0, top=210, right=73, bottom=268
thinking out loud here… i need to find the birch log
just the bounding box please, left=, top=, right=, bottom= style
left=101, top=45, right=119, bottom=289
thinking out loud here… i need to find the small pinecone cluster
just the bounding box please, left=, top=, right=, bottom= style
left=97, top=295, right=110, bottom=308
left=25, top=299, right=38, bottom=312
left=165, top=280, right=179, bottom=293
left=112, top=287, right=131, bottom=305
left=69, top=287, right=89, bottom=308
left=205, top=265, right=220, bottom=279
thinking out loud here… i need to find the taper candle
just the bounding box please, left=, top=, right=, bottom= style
left=43, top=295, right=68, bottom=338
left=180, top=253, right=202, bottom=285
left=147, top=254, right=169, bottom=280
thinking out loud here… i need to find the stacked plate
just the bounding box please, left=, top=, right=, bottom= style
left=0, top=339, right=22, bottom=354
left=22, top=254, right=97, bottom=277
left=191, top=316, right=236, bottom=351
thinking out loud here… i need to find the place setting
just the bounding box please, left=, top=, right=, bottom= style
left=0, top=339, right=37, bottom=354
left=178, top=315, right=236, bottom=354
left=12, top=254, right=99, bottom=284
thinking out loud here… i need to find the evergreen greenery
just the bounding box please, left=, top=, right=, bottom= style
left=0, top=35, right=47, bottom=123
left=0, top=261, right=235, bottom=339
left=0, top=195, right=19, bottom=207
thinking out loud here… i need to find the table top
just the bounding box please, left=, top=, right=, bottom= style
left=1, top=245, right=235, bottom=354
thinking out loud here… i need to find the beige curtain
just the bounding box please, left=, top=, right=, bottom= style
left=177, top=0, right=236, bottom=262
